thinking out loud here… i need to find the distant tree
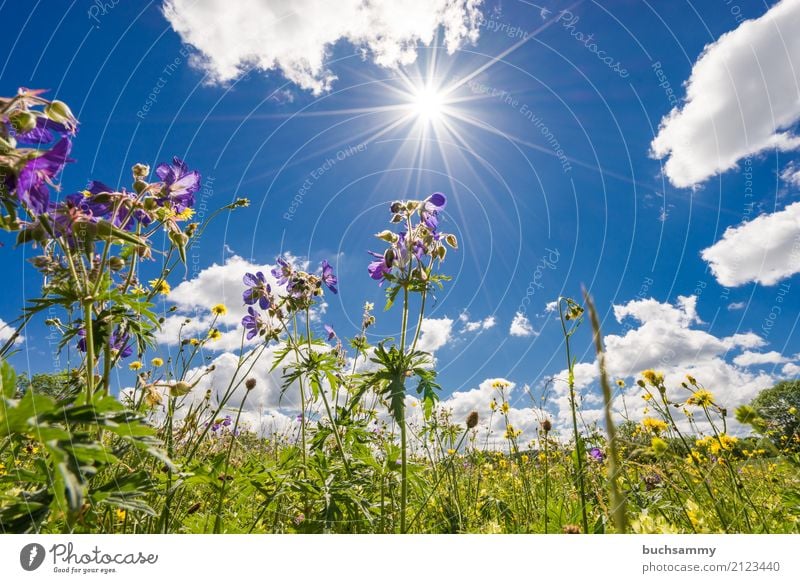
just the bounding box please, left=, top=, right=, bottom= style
left=750, top=380, right=800, bottom=452
left=16, top=371, right=74, bottom=400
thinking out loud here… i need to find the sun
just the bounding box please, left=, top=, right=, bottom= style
left=410, top=85, right=446, bottom=123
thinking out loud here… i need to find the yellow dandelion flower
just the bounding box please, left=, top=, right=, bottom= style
left=211, top=304, right=227, bottom=316
left=650, top=436, right=669, bottom=455
left=501, top=401, right=510, bottom=414
left=489, top=399, right=497, bottom=411
left=520, top=454, right=529, bottom=463
left=129, top=361, right=143, bottom=371
left=115, top=508, right=127, bottom=522
left=641, top=417, right=668, bottom=434
left=641, top=369, right=664, bottom=386
left=687, top=389, right=713, bottom=407
left=207, top=328, right=222, bottom=341
left=149, top=279, right=171, bottom=295
left=189, top=338, right=200, bottom=346
left=176, top=207, right=195, bottom=220
left=789, top=406, right=797, bottom=416
left=642, top=393, right=653, bottom=402
left=151, top=357, right=164, bottom=367
left=616, top=379, right=625, bottom=388
left=447, top=449, right=456, bottom=456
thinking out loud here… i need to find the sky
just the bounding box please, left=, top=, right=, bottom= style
left=1, top=0, right=799, bottom=441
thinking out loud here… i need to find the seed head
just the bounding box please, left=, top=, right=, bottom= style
left=541, top=419, right=552, bottom=433
left=466, top=411, right=479, bottom=429
left=245, top=377, right=257, bottom=391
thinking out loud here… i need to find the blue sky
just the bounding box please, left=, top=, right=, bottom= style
left=2, top=0, right=799, bottom=435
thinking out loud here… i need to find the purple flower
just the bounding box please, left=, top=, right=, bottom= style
left=76, top=327, right=87, bottom=352
left=222, top=415, right=232, bottom=427
left=242, top=271, right=271, bottom=310
left=110, top=328, right=133, bottom=359
left=156, top=156, right=200, bottom=213
left=367, top=251, right=391, bottom=284
left=271, top=257, right=291, bottom=287
left=63, top=180, right=115, bottom=221
left=15, top=137, right=73, bottom=213
left=320, top=259, right=338, bottom=294
left=421, top=192, right=446, bottom=231
left=13, top=117, right=71, bottom=145
left=324, top=324, right=336, bottom=341
left=241, top=307, right=265, bottom=341
left=588, top=447, right=604, bottom=462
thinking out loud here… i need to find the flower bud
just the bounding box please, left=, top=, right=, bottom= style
left=109, top=256, right=125, bottom=271
left=10, top=111, right=37, bottom=133
left=444, top=233, right=458, bottom=249
left=44, top=100, right=78, bottom=130
left=466, top=411, right=479, bottom=429
left=132, top=163, right=150, bottom=180
left=390, top=201, right=404, bottom=214
left=541, top=419, right=552, bottom=433
left=375, top=230, right=396, bottom=243
left=170, top=381, right=192, bottom=396
left=245, top=378, right=257, bottom=391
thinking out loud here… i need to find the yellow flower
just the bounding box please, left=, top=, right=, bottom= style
left=489, top=399, right=497, bottom=411
left=447, top=449, right=456, bottom=456
left=687, top=389, right=713, bottom=407
left=189, top=338, right=200, bottom=346
left=616, top=379, right=625, bottom=388
left=115, top=508, right=127, bottom=522
left=789, top=406, right=797, bottom=416
left=175, top=207, right=195, bottom=220
left=642, top=393, right=653, bottom=402
left=129, top=361, right=143, bottom=371
left=641, top=417, right=668, bottom=434
left=650, top=436, right=669, bottom=455
left=207, top=328, right=222, bottom=341
left=520, top=454, right=529, bottom=463
left=149, top=279, right=171, bottom=295
left=500, top=401, right=510, bottom=414
left=151, top=357, right=164, bottom=367
left=211, top=304, right=227, bottom=316
left=686, top=374, right=697, bottom=385
left=641, top=369, right=664, bottom=386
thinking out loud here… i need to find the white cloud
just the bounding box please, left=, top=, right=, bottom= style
left=733, top=350, right=789, bottom=366
left=544, top=301, right=558, bottom=313
left=650, top=0, right=800, bottom=187
left=727, top=301, right=747, bottom=311
left=163, top=0, right=484, bottom=93
left=781, top=161, right=800, bottom=186
left=782, top=362, right=800, bottom=376
left=549, top=295, right=783, bottom=433
left=461, top=314, right=496, bottom=332
left=700, top=201, right=800, bottom=286
left=415, top=317, right=453, bottom=353
left=509, top=311, right=536, bottom=337
left=0, top=318, right=22, bottom=344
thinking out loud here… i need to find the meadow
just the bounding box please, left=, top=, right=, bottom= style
left=1, top=90, right=799, bottom=534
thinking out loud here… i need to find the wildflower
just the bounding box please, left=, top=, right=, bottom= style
left=520, top=454, right=529, bottom=463
left=129, top=361, right=142, bottom=371
left=447, top=449, right=456, bottom=456
left=588, top=447, right=604, bottom=462
left=420, top=192, right=447, bottom=231
left=149, top=279, right=171, bottom=295
left=15, top=137, right=73, bottom=213
left=641, top=417, right=668, bottom=434
left=115, top=509, right=127, bottom=522
left=189, top=338, right=200, bottom=346
left=110, top=328, right=133, bottom=359
left=367, top=251, right=391, bottom=283
left=320, top=259, right=338, bottom=294
left=208, top=328, right=222, bottom=341
left=641, top=369, right=664, bottom=387
left=466, top=411, right=479, bottom=429
left=789, top=406, right=797, bottom=416
left=616, top=379, right=625, bottom=388
left=489, top=399, right=497, bottom=411
left=242, top=271, right=271, bottom=310
left=500, top=401, right=510, bottom=414
left=156, top=156, right=200, bottom=213
left=650, top=436, right=669, bottom=456
left=211, top=304, right=227, bottom=316
left=151, top=357, right=164, bottom=367
left=242, top=307, right=266, bottom=341
left=324, top=324, right=336, bottom=341
left=271, top=257, right=292, bottom=287
left=687, top=389, right=714, bottom=407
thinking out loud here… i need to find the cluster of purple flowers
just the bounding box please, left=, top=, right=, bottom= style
left=210, top=415, right=232, bottom=432
left=76, top=326, right=133, bottom=359
left=367, top=192, right=456, bottom=286
left=240, top=257, right=338, bottom=342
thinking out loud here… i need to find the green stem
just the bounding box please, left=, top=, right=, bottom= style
left=83, top=301, right=95, bottom=400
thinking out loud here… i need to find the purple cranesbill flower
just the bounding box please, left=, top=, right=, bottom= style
left=242, top=271, right=271, bottom=310
left=411, top=238, right=425, bottom=260
left=271, top=257, right=291, bottom=287
left=110, top=328, right=133, bottom=359
left=420, top=192, right=446, bottom=231
left=76, top=327, right=87, bottom=352
left=241, top=306, right=265, bottom=341
left=63, top=180, right=115, bottom=221
left=367, top=251, right=391, bottom=284
left=156, top=156, right=200, bottom=213
left=320, top=259, right=338, bottom=294
left=324, top=324, right=336, bottom=341
left=15, top=137, right=73, bottom=213
left=13, top=117, right=71, bottom=145
left=222, top=415, right=232, bottom=427
left=588, top=447, right=604, bottom=462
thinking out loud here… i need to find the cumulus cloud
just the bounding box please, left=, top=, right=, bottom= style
left=0, top=318, right=22, bottom=344
left=509, top=311, right=536, bottom=337
left=650, top=0, right=800, bottom=187
left=781, top=161, right=800, bottom=186
left=700, top=202, right=800, bottom=287
left=162, top=0, right=484, bottom=93
left=782, top=362, right=800, bottom=377
left=459, top=313, right=496, bottom=333
left=549, top=295, right=783, bottom=433
left=733, top=350, right=789, bottom=366
left=727, top=301, right=747, bottom=311
left=415, top=317, right=454, bottom=353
